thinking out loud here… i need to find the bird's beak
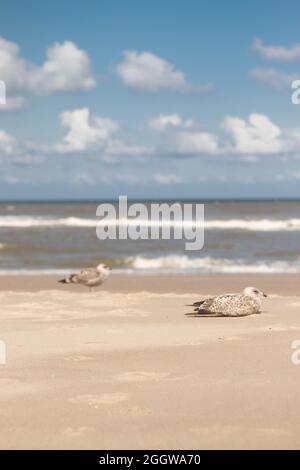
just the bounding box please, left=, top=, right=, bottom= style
left=263, top=292, right=268, bottom=297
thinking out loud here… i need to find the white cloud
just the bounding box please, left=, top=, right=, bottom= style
left=150, top=112, right=300, bottom=158
left=152, top=174, right=183, bottom=185
left=284, top=127, right=300, bottom=153
left=57, top=108, right=119, bottom=153
left=250, top=68, right=295, bottom=89
left=149, top=113, right=193, bottom=131
left=117, top=50, right=212, bottom=93
left=171, top=130, right=218, bottom=155
left=4, top=110, right=300, bottom=166
left=223, top=113, right=283, bottom=155
left=0, top=129, right=42, bottom=164
left=0, top=130, right=19, bottom=157
left=71, top=173, right=95, bottom=185
left=0, top=96, right=26, bottom=111
left=252, top=38, right=300, bottom=61
left=34, top=41, right=96, bottom=93
left=0, top=37, right=96, bottom=110
left=5, top=175, right=22, bottom=185
left=54, top=107, right=152, bottom=159
left=105, top=139, right=152, bottom=157
left=69, top=172, right=184, bottom=187
left=115, top=174, right=140, bottom=184
left=150, top=113, right=218, bottom=155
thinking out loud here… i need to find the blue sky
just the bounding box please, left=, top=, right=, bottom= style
left=1, top=0, right=300, bottom=199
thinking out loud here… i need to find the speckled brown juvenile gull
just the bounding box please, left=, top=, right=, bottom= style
left=58, top=263, right=112, bottom=292
left=192, top=287, right=268, bottom=317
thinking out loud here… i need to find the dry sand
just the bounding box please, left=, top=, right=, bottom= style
left=0, top=274, right=299, bottom=449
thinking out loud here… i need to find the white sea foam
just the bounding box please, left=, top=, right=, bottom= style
left=1, top=215, right=300, bottom=231
left=205, top=219, right=300, bottom=231
left=0, top=256, right=299, bottom=275
left=0, top=216, right=97, bottom=228
left=0, top=269, right=73, bottom=276
left=0, top=216, right=193, bottom=228
left=125, top=255, right=300, bottom=273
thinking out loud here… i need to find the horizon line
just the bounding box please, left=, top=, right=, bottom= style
left=1, top=197, right=300, bottom=204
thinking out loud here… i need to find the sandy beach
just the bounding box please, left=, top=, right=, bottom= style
left=0, top=274, right=299, bottom=449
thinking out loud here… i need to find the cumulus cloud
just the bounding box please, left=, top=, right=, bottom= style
left=0, top=37, right=96, bottom=110
left=0, top=129, right=42, bottom=164
left=54, top=107, right=152, bottom=158
left=117, top=50, right=212, bottom=93
left=152, top=174, right=183, bottom=185
left=150, top=113, right=218, bottom=155
left=57, top=108, right=119, bottom=153
left=5, top=175, right=24, bottom=185
left=250, top=68, right=296, bottom=90
left=0, top=96, right=26, bottom=111
left=115, top=174, right=140, bottom=184
left=222, top=113, right=283, bottom=155
left=69, top=172, right=184, bottom=187
left=0, top=130, right=19, bottom=157
left=171, top=130, right=218, bottom=155
left=35, top=41, right=96, bottom=93
left=71, top=173, right=95, bottom=186
left=150, top=112, right=300, bottom=157
left=4, top=110, right=300, bottom=165
left=106, top=140, right=152, bottom=157
left=252, top=38, right=300, bottom=62
left=149, top=113, right=193, bottom=131
left=284, top=127, right=300, bottom=153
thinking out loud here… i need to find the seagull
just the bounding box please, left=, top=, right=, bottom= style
left=192, top=287, right=267, bottom=317
left=58, top=263, right=112, bottom=292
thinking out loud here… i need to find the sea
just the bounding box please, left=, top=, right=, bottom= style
left=0, top=200, right=300, bottom=275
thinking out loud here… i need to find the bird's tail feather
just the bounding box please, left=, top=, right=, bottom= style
left=194, top=309, right=214, bottom=314
left=186, top=300, right=206, bottom=307
left=192, top=300, right=205, bottom=307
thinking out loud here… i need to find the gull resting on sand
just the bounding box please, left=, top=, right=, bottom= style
left=192, top=287, right=267, bottom=317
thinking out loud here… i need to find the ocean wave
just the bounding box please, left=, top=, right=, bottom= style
left=0, top=269, right=72, bottom=276
left=0, top=216, right=97, bottom=228
left=205, top=219, right=300, bottom=231
left=1, top=215, right=300, bottom=231
left=0, top=256, right=299, bottom=275
left=125, top=255, right=300, bottom=273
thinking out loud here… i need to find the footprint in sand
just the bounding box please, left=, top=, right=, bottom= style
left=119, top=406, right=153, bottom=417
left=186, top=341, right=204, bottom=346
left=105, top=328, right=126, bottom=335
left=191, top=424, right=242, bottom=436
left=70, top=392, right=129, bottom=408
left=64, top=355, right=93, bottom=362
left=261, top=324, right=300, bottom=332
left=0, top=378, right=20, bottom=385
left=116, top=371, right=171, bottom=382
left=62, top=426, right=94, bottom=438
left=108, top=308, right=148, bottom=318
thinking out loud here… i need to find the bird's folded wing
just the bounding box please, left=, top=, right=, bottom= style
left=199, top=293, right=237, bottom=310
left=77, top=268, right=98, bottom=281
